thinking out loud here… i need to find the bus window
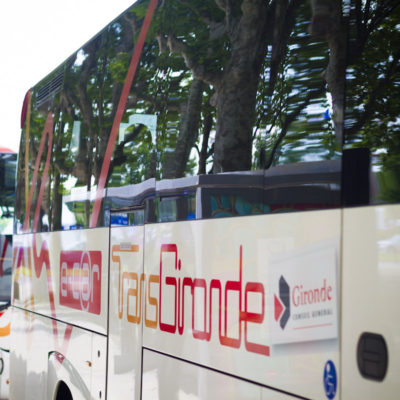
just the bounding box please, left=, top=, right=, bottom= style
left=14, top=0, right=345, bottom=233
left=0, top=152, right=16, bottom=234
left=15, top=68, right=63, bottom=233
left=344, top=2, right=400, bottom=206
left=0, top=151, right=16, bottom=303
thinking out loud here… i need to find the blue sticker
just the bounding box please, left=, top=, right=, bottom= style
left=323, top=360, right=337, bottom=399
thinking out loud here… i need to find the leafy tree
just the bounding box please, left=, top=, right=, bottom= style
left=344, top=0, right=400, bottom=202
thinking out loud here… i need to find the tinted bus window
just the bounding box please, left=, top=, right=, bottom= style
left=0, top=151, right=16, bottom=302
left=0, top=152, right=16, bottom=233
left=344, top=2, right=400, bottom=205
left=16, top=0, right=346, bottom=232
left=15, top=66, right=63, bottom=233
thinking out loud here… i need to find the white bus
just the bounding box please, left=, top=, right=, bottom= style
left=10, top=1, right=400, bottom=399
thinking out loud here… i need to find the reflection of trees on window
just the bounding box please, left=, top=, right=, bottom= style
left=15, top=78, right=63, bottom=232
left=256, top=1, right=338, bottom=169
left=344, top=1, right=400, bottom=202
left=55, top=0, right=352, bottom=194
left=21, top=0, right=400, bottom=231
left=151, top=0, right=346, bottom=177
left=52, top=13, right=141, bottom=228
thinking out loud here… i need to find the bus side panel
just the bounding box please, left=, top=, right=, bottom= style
left=91, top=333, right=107, bottom=400
left=261, top=387, right=304, bottom=400
left=143, top=210, right=341, bottom=400
left=12, top=229, right=109, bottom=335
left=142, top=348, right=262, bottom=400
left=342, top=204, right=400, bottom=399
left=10, top=306, right=104, bottom=400
left=107, top=225, right=144, bottom=399
left=0, top=307, right=11, bottom=399
left=10, top=308, right=48, bottom=400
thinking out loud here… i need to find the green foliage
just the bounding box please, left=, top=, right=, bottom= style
left=109, top=52, right=131, bottom=83
left=255, top=1, right=338, bottom=169
left=345, top=2, right=400, bottom=202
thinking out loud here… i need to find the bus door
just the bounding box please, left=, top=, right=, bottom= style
left=107, top=207, right=145, bottom=399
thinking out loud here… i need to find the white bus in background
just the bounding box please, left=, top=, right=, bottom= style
left=10, top=1, right=400, bottom=399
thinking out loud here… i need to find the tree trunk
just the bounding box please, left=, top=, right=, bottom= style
left=310, top=0, right=346, bottom=146
left=213, top=0, right=268, bottom=172
left=198, top=110, right=213, bottom=174
left=174, top=78, right=205, bottom=177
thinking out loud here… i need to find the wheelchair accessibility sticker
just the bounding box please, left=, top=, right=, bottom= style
left=323, top=360, right=337, bottom=399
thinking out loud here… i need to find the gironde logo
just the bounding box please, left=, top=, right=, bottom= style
left=274, top=275, right=290, bottom=329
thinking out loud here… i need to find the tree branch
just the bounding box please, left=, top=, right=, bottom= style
left=268, top=0, right=304, bottom=98
left=165, top=35, right=222, bottom=87
left=349, top=0, right=399, bottom=65
left=177, top=0, right=220, bottom=26
left=265, top=85, right=326, bottom=169
left=366, top=0, right=399, bottom=36
left=215, top=0, right=228, bottom=13
left=363, top=0, right=371, bottom=25
left=198, top=108, right=213, bottom=174
left=345, top=50, right=400, bottom=138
